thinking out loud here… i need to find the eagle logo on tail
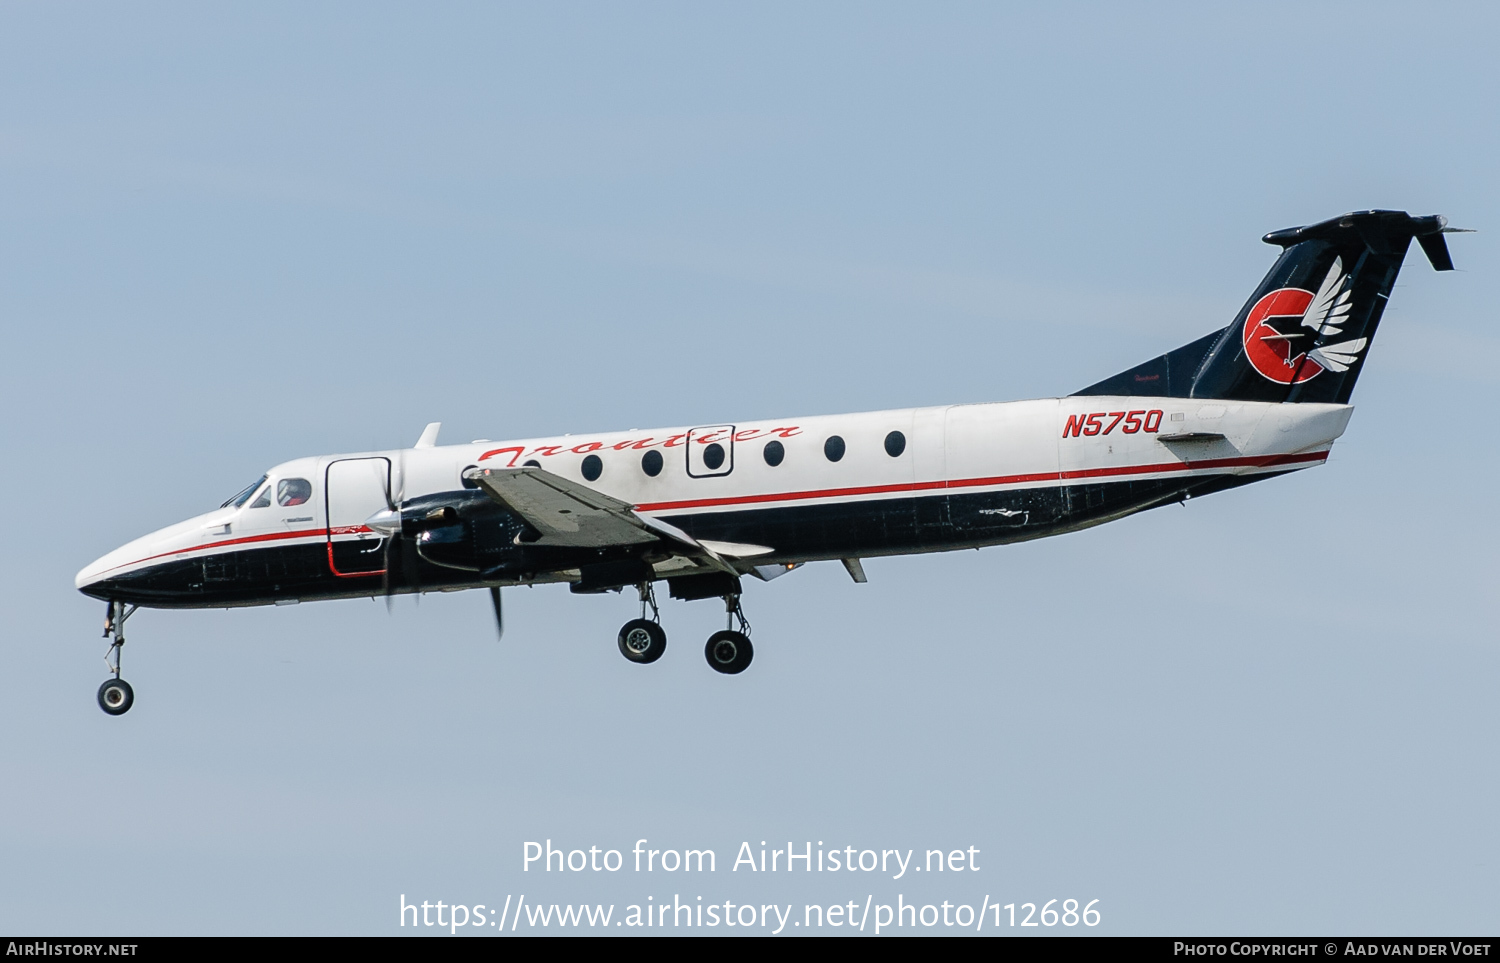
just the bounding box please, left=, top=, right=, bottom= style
left=1242, top=258, right=1368, bottom=384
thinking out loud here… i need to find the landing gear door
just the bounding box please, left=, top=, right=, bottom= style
left=325, top=457, right=391, bottom=577
left=686, top=426, right=734, bottom=478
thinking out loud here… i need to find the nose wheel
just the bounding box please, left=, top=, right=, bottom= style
left=98, top=600, right=137, bottom=716
left=98, top=678, right=134, bottom=715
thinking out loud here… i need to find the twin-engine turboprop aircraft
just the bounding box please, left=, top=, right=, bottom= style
left=77, top=210, right=1464, bottom=714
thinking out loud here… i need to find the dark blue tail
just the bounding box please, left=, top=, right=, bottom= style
left=1077, top=210, right=1459, bottom=405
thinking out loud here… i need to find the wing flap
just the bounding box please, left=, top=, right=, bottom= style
left=698, top=540, right=775, bottom=558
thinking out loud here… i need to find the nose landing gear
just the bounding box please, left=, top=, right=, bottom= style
left=98, top=600, right=137, bottom=716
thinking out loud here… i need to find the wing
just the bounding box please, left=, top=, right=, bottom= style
left=1307, top=337, right=1368, bottom=373
left=464, top=466, right=749, bottom=576
left=467, top=465, right=657, bottom=548
left=1300, top=257, right=1353, bottom=338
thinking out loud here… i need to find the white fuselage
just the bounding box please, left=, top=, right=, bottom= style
left=76, top=396, right=1353, bottom=606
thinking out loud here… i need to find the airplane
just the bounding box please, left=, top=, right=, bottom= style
left=76, top=209, right=1464, bottom=715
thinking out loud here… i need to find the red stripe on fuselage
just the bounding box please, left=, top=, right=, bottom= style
left=95, top=527, right=333, bottom=578
left=1059, top=450, right=1326, bottom=480
left=633, top=451, right=1327, bottom=512
left=100, top=451, right=1328, bottom=575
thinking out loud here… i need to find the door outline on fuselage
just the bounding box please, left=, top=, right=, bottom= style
left=324, top=457, right=391, bottom=578
left=685, top=425, right=734, bottom=478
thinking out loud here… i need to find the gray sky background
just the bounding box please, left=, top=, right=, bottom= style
left=2, top=2, right=1497, bottom=935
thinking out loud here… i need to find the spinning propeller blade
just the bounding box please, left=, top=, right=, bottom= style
left=490, top=586, right=504, bottom=640
left=381, top=450, right=408, bottom=612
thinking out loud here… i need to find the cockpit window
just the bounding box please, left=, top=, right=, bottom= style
left=223, top=475, right=268, bottom=509
left=278, top=478, right=312, bottom=507
left=248, top=485, right=272, bottom=509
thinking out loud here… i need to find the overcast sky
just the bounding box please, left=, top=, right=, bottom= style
left=2, top=2, right=1497, bottom=935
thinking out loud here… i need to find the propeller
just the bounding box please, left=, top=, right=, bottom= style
left=362, top=423, right=500, bottom=635
left=375, top=450, right=406, bottom=611
left=489, top=585, right=504, bottom=640
left=365, top=451, right=463, bottom=611
left=370, top=423, right=444, bottom=609
left=361, top=448, right=417, bottom=612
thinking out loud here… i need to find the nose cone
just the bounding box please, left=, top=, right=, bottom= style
left=75, top=532, right=168, bottom=601
left=76, top=550, right=122, bottom=592
left=76, top=509, right=232, bottom=603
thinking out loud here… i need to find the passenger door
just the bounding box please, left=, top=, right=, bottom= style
left=324, top=457, right=391, bottom=577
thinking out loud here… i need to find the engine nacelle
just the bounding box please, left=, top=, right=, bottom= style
left=396, top=490, right=531, bottom=573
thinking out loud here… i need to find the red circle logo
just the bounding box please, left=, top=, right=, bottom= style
left=1242, top=287, right=1325, bottom=384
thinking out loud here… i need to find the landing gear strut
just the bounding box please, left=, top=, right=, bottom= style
left=98, top=600, right=137, bottom=716
left=617, top=581, right=666, bottom=664
left=705, top=593, right=753, bottom=675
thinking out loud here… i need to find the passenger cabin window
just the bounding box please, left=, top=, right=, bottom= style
left=824, top=435, right=846, bottom=462
left=223, top=475, right=268, bottom=509
left=278, top=478, right=312, bottom=507
left=248, top=484, right=272, bottom=509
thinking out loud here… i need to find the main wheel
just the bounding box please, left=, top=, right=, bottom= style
left=705, top=630, right=753, bottom=674
left=98, top=678, right=134, bottom=716
left=617, top=619, right=667, bottom=664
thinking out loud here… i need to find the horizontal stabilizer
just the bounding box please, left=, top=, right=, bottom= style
left=1157, top=431, right=1227, bottom=443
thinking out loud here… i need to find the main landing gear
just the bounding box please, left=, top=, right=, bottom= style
left=98, top=600, right=137, bottom=716
left=705, top=593, right=753, bottom=675
left=614, top=582, right=754, bottom=675
left=617, top=581, right=667, bottom=664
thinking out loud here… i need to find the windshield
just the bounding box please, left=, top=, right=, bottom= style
left=222, top=474, right=269, bottom=509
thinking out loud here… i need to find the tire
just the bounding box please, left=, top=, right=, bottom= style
left=98, top=678, right=134, bottom=716
left=704, top=630, right=753, bottom=675
left=617, top=619, right=666, bottom=664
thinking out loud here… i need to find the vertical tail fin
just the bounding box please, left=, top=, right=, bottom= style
left=1077, top=210, right=1460, bottom=404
